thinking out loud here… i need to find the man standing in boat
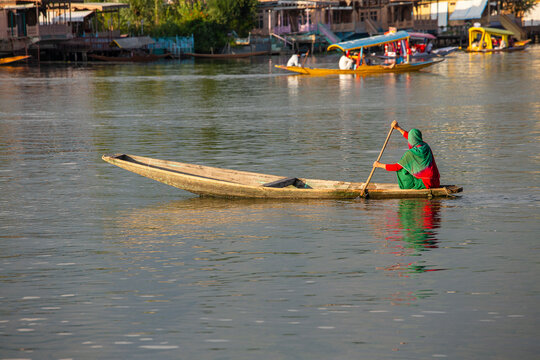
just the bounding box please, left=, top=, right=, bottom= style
left=373, top=121, right=440, bottom=189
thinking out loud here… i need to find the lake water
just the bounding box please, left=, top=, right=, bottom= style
left=1, top=48, right=539, bottom=359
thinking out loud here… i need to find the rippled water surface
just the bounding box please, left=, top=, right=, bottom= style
left=1, top=48, right=539, bottom=359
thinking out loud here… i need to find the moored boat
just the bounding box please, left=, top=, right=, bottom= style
left=102, top=154, right=462, bottom=199
left=275, top=31, right=444, bottom=76
left=465, top=26, right=530, bottom=53
left=0, top=55, right=31, bottom=65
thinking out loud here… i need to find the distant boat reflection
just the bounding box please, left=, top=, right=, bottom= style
left=378, top=199, right=444, bottom=276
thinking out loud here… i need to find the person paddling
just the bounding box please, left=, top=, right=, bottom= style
left=373, top=121, right=440, bottom=189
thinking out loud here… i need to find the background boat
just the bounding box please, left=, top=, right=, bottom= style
left=0, top=55, right=30, bottom=65
left=277, top=31, right=444, bottom=75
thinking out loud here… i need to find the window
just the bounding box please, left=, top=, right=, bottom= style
left=257, top=12, right=264, bottom=29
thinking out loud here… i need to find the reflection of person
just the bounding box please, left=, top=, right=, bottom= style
left=378, top=199, right=443, bottom=276
left=398, top=199, right=441, bottom=251
left=373, top=121, right=440, bottom=189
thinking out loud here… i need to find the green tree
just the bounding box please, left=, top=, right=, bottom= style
left=122, top=0, right=155, bottom=28
left=117, top=0, right=259, bottom=52
left=498, top=0, right=538, bottom=18
left=206, top=0, right=258, bottom=36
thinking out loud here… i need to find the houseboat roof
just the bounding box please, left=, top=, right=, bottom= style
left=449, top=0, right=488, bottom=21
left=327, top=31, right=410, bottom=52
left=1, top=3, right=36, bottom=10
left=52, top=11, right=94, bottom=23
left=70, top=2, right=129, bottom=12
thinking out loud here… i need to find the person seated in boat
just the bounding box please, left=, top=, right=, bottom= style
left=287, top=53, right=300, bottom=67
left=373, top=121, right=440, bottom=189
left=426, top=41, right=433, bottom=54
left=362, top=53, right=372, bottom=66
left=382, top=59, right=396, bottom=69
left=339, top=51, right=354, bottom=70
left=499, top=38, right=507, bottom=49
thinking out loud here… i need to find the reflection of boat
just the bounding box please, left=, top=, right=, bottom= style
left=102, top=154, right=462, bottom=199
left=465, top=27, right=530, bottom=53
left=88, top=53, right=171, bottom=62
left=0, top=55, right=31, bottom=65
left=186, top=51, right=269, bottom=59
left=275, top=31, right=444, bottom=76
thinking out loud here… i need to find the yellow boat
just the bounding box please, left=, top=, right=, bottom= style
left=465, top=27, right=530, bottom=52
left=102, top=154, right=462, bottom=199
left=0, top=55, right=31, bottom=65
left=275, top=31, right=444, bottom=76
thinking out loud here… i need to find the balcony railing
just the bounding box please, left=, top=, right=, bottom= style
left=330, top=22, right=355, bottom=32
left=36, top=23, right=72, bottom=38
left=298, top=23, right=317, bottom=33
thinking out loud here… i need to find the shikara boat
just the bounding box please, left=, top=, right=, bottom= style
left=275, top=31, right=444, bottom=76
left=102, top=154, right=462, bottom=199
left=465, top=27, right=530, bottom=53
left=0, top=55, right=30, bottom=65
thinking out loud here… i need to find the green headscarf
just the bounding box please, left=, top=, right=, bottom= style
left=398, top=128, right=434, bottom=176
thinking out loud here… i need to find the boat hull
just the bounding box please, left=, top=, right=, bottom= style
left=464, top=44, right=528, bottom=53
left=275, top=59, right=443, bottom=75
left=102, top=154, right=462, bottom=199
left=0, top=55, right=31, bottom=65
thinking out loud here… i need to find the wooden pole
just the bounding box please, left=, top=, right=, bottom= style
left=301, top=50, right=310, bottom=68
left=360, top=125, right=394, bottom=197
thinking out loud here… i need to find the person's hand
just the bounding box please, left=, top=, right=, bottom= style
left=391, top=120, right=398, bottom=129
left=373, top=161, right=383, bottom=169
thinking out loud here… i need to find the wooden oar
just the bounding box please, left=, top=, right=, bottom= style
left=360, top=125, right=394, bottom=198
left=301, top=50, right=310, bottom=68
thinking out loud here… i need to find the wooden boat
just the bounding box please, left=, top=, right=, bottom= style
left=88, top=53, right=171, bottom=62
left=385, top=32, right=458, bottom=59
left=0, top=55, right=30, bottom=65
left=465, top=27, right=530, bottom=53
left=275, top=31, right=444, bottom=76
left=102, top=154, right=462, bottom=199
left=186, top=51, right=269, bottom=59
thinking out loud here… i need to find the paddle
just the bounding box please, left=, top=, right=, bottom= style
left=301, top=50, right=310, bottom=68
left=360, top=124, right=394, bottom=198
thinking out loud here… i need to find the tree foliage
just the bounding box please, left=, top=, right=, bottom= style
left=118, top=0, right=259, bottom=52
left=206, top=0, right=258, bottom=37
left=498, top=0, right=538, bottom=18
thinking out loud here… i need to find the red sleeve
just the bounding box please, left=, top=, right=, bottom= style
left=385, top=163, right=403, bottom=171
left=403, top=131, right=408, bottom=139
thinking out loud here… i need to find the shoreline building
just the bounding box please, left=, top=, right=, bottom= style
left=252, top=0, right=539, bottom=50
